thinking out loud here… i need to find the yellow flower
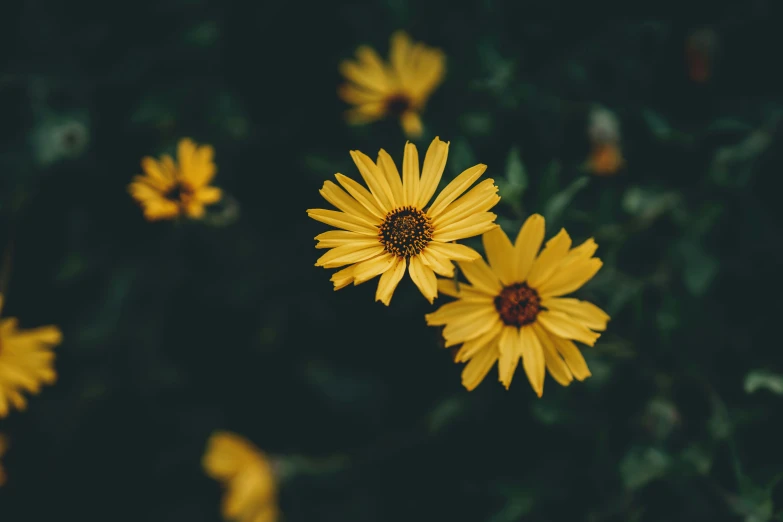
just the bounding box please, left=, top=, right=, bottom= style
left=128, top=138, right=222, bottom=221
left=587, top=142, right=625, bottom=176
left=339, top=31, right=445, bottom=138
left=203, top=431, right=279, bottom=522
left=425, top=214, right=609, bottom=396
left=0, top=296, right=62, bottom=418
left=307, top=137, right=499, bottom=305
left=0, top=433, right=7, bottom=486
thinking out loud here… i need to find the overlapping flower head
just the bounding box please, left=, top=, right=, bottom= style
left=128, top=138, right=222, bottom=221
left=339, top=31, right=445, bottom=138
left=0, top=294, right=62, bottom=418
left=308, top=137, right=500, bottom=305
left=426, top=215, right=610, bottom=396
left=203, top=431, right=279, bottom=522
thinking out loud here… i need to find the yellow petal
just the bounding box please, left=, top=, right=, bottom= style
left=536, top=258, right=603, bottom=298
left=352, top=253, right=397, bottom=285
left=375, top=257, right=407, bottom=305
left=320, top=180, right=381, bottom=223
left=416, top=137, right=449, bottom=208
left=513, top=214, right=545, bottom=282
left=427, top=164, right=487, bottom=219
left=350, top=150, right=396, bottom=211
left=454, top=320, right=504, bottom=362
left=461, top=343, right=499, bottom=391
left=442, top=310, right=502, bottom=347
left=482, top=226, right=516, bottom=285
left=195, top=186, right=222, bottom=204
left=376, top=149, right=404, bottom=207
left=532, top=322, right=573, bottom=386
left=315, top=230, right=376, bottom=249
left=400, top=111, right=423, bottom=138
left=140, top=157, right=175, bottom=189
left=541, top=297, right=610, bottom=331
left=435, top=279, right=493, bottom=300
left=456, top=258, right=502, bottom=295
left=536, top=310, right=601, bottom=347
left=432, top=190, right=500, bottom=229
left=339, top=84, right=386, bottom=105
left=340, top=56, right=389, bottom=93
left=315, top=244, right=385, bottom=269
left=426, top=242, right=481, bottom=262
left=519, top=325, right=546, bottom=397
left=526, top=229, right=572, bottom=288
left=390, top=31, right=413, bottom=79
left=425, top=300, right=494, bottom=326
left=345, top=103, right=387, bottom=124
left=497, top=326, right=521, bottom=389
left=419, top=249, right=455, bottom=277
left=331, top=265, right=357, bottom=290
left=334, top=173, right=386, bottom=218
left=408, top=255, right=437, bottom=303
left=307, top=209, right=378, bottom=234
left=402, top=141, right=420, bottom=207
left=545, top=329, right=592, bottom=381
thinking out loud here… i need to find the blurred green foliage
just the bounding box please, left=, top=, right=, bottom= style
left=2, top=2, right=783, bottom=521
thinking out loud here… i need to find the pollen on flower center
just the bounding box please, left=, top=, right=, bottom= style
left=494, top=282, right=541, bottom=327
left=378, top=206, right=434, bottom=258
left=385, top=94, right=412, bottom=117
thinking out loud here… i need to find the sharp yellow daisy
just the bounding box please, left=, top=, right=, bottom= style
left=128, top=138, right=222, bottom=221
left=203, top=431, right=279, bottom=522
left=339, top=31, right=445, bottom=138
left=425, top=214, right=609, bottom=396
left=307, top=137, right=500, bottom=305
left=0, top=295, right=62, bottom=418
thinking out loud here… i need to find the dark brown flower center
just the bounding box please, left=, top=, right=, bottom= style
left=494, top=283, right=541, bottom=327
left=378, top=206, right=433, bottom=258
left=385, top=94, right=412, bottom=117
left=164, top=182, right=194, bottom=203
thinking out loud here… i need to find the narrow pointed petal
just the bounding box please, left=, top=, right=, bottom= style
left=334, top=173, right=386, bottom=218
left=307, top=209, right=379, bottom=234
left=536, top=310, right=601, bottom=347
left=482, top=226, right=516, bottom=285
left=375, top=257, right=407, bottom=305
left=408, top=255, right=438, bottom=303
left=376, top=149, right=404, bottom=207
left=513, top=214, right=545, bottom=282
left=426, top=242, right=481, bottom=262
left=498, top=326, right=521, bottom=389
left=456, top=258, right=502, bottom=295
left=461, top=344, right=499, bottom=391
left=402, top=142, right=420, bottom=207
left=519, top=326, right=546, bottom=397
left=350, top=150, right=396, bottom=210
left=541, top=297, right=610, bottom=331
left=532, top=322, right=573, bottom=386
left=537, top=258, right=603, bottom=298
left=427, top=164, right=487, bottom=218
left=526, top=229, right=572, bottom=288
left=416, top=137, right=449, bottom=209
left=352, top=253, right=398, bottom=285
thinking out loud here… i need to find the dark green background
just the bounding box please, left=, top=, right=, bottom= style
left=2, top=1, right=783, bottom=521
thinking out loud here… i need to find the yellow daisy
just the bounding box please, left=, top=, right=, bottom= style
left=128, top=138, right=222, bottom=221
left=425, top=214, right=609, bottom=396
left=339, top=31, right=445, bottom=138
left=0, top=295, right=62, bottom=418
left=0, top=433, right=7, bottom=486
left=307, top=137, right=500, bottom=305
left=203, top=431, right=279, bottom=522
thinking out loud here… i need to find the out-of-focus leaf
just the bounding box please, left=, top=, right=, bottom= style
left=505, top=146, right=527, bottom=190
left=744, top=370, right=783, bottom=395
left=543, top=175, right=589, bottom=225
left=427, top=396, right=465, bottom=434
left=620, top=446, right=672, bottom=490
left=678, top=240, right=719, bottom=296
left=449, top=138, right=476, bottom=177
left=710, top=128, right=773, bottom=187
left=459, top=112, right=493, bottom=136
left=488, top=483, right=535, bottom=522
left=679, top=443, right=713, bottom=476
left=642, top=108, right=671, bottom=140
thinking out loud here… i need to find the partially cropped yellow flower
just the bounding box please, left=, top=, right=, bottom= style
left=425, top=215, right=609, bottom=396
left=0, top=296, right=62, bottom=418
left=203, top=431, right=278, bottom=522
left=308, top=137, right=499, bottom=305
left=339, top=31, right=445, bottom=138
left=128, top=138, right=222, bottom=221
left=0, top=433, right=7, bottom=486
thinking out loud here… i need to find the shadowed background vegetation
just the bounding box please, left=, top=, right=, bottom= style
left=2, top=1, right=783, bottom=521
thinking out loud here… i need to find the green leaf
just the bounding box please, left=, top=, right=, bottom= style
left=744, top=370, right=783, bottom=395
left=679, top=241, right=719, bottom=296
left=505, top=146, right=527, bottom=190
left=620, top=446, right=672, bottom=491
left=543, top=175, right=589, bottom=225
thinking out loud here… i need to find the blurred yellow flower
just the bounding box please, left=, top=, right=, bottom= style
left=425, top=214, right=609, bottom=396
left=587, top=142, right=625, bottom=176
left=128, top=138, right=222, bottom=221
left=339, top=31, right=445, bottom=138
left=0, top=433, right=7, bottom=486
left=0, top=296, right=62, bottom=418
left=308, top=137, right=499, bottom=305
left=203, top=431, right=278, bottom=522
